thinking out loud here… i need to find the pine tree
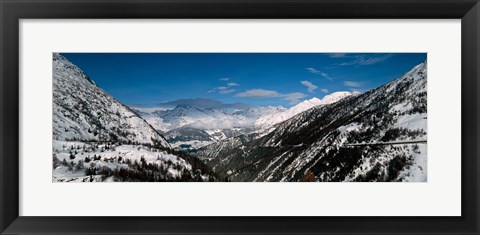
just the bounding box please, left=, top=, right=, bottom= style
left=301, top=170, right=316, bottom=182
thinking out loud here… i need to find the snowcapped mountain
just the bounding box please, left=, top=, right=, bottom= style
left=131, top=102, right=286, bottom=150
left=200, top=62, right=428, bottom=182
left=321, top=91, right=358, bottom=104
left=53, top=53, right=169, bottom=148
left=135, top=104, right=286, bottom=132
left=255, top=92, right=355, bottom=129
left=133, top=93, right=350, bottom=152
left=52, top=53, right=219, bottom=182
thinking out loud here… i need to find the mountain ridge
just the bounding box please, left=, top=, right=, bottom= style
left=255, top=91, right=355, bottom=129
left=201, top=62, right=427, bottom=182
left=52, top=53, right=219, bottom=182
left=53, top=53, right=170, bottom=148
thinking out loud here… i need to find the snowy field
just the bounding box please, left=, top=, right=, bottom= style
left=52, top=140, right=193, bottom=182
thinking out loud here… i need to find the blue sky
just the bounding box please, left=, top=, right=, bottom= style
left=60, top=53, right=426, bottom=108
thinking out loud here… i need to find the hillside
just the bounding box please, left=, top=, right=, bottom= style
left=52, top=53, right=219, bottom=182
left=202, top=62, right=428, bottom=182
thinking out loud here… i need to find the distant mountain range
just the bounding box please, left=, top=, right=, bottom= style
left=131, top=93, right=355, bottom=151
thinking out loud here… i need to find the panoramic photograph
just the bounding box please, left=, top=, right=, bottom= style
left=52, top=53, right=427, bottom=182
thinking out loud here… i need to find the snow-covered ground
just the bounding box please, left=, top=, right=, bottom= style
left=394, top=114, right=427, bottom=132
left=396, top=144, right=427, bottom=182
left=52, top=140, right=192, bottom=182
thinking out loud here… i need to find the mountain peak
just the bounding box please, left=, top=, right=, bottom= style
left=293, top=97, right=322, bottom=109
left=53, top=53, right=96, bottom=85
left=321, top=91, right=352, bottom=105
left=303, top=97, right=322, bottom=105
left=255, top=92, right=353, bottom=129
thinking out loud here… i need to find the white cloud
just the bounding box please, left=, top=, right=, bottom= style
left=321, top=88, right=329, bottom=93
left=349, top=88, right=363, bottom=93
left=282, top=92, right=306, bottom=104
left=343, top=81, right=366, bottom=88
left=306, top=67, right=320, bottom=74
left=336, top=54, right=393, bottom=66
left=235, top=89, right=306, bottom=104
left=219, top=89, right=236, bottom=94
left=219, top=77, right=230, bottom=81
left=209, top=81, right=240, bottom=94
left=208, top=86, right=227, bottom=93
left=306, top=67, right=332, bottom=81
left=188, top=117, right=241, bottom=130
left=300, top=80, right=318, bottom=93
left=235, top=89, right=280, bottom=98
left=358, top=54, right=393, bottom=65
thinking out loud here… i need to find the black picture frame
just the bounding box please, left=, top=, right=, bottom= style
left=1, top=0, right=479, bottom=234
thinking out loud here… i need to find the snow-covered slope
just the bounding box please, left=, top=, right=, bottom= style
left=255, top=92, right=354, bottom=129
left=201, top=62, right=428, bottom=182
left=52, top=140, right=218, bottom=182
left=53, top=53, right=170, bottom=148
left=52, top=53, right=219, bottom=182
